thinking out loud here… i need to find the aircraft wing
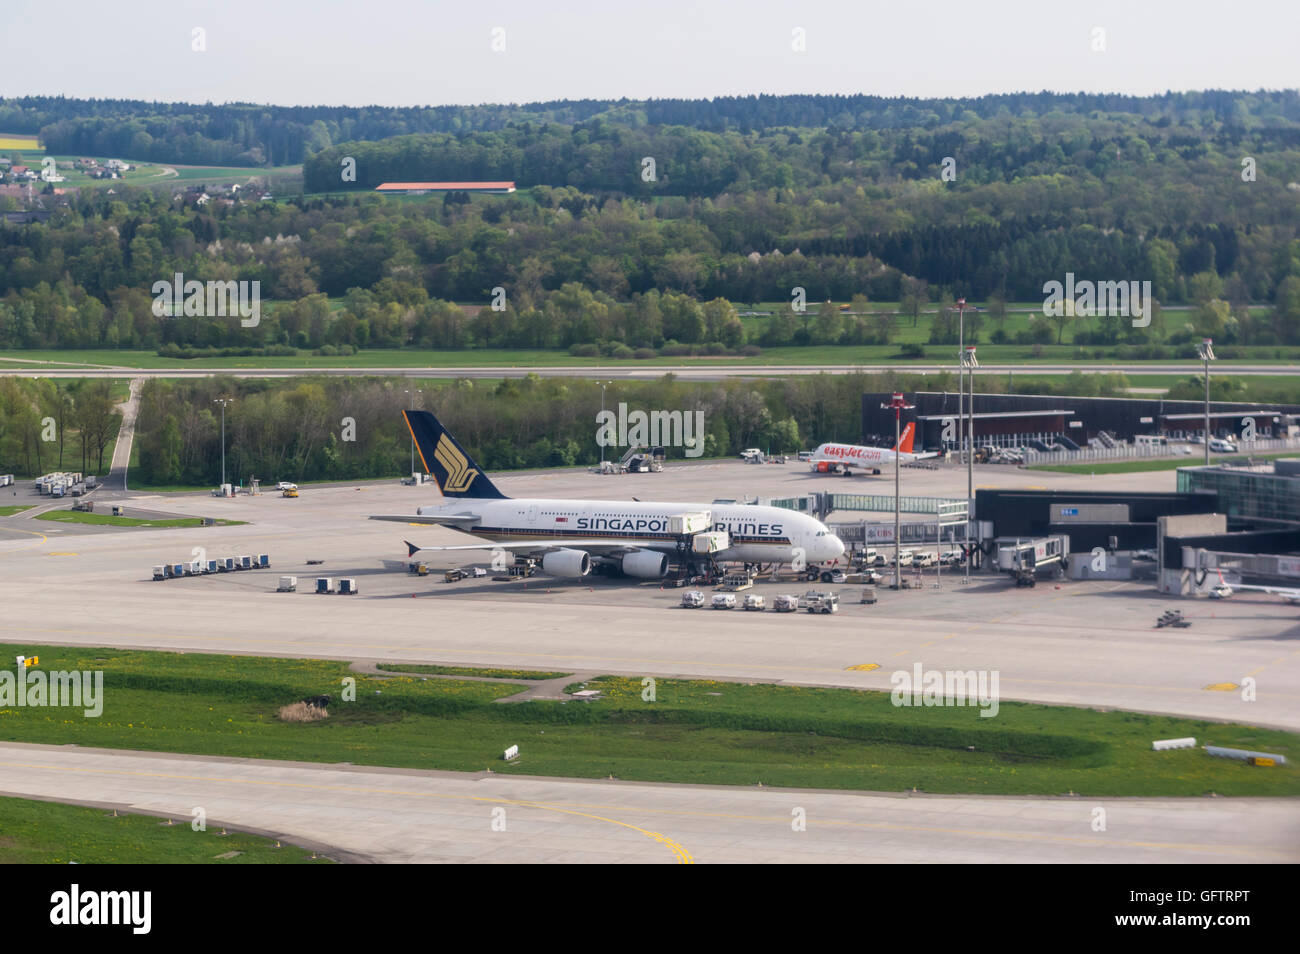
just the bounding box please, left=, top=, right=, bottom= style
left=1235, top=584, right=1300, bottom=602
left=403, top=538, right=672, bottom=558
left=369, top=514, right=481, bottom=527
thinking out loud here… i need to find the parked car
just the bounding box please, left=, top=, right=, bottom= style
left=796, top=451, right=814, bottom=462
left=275, top=481, right=297, bottom=491
left=1209, top=583, right=1234, bottom=599
left=940, top=549, right=965, bottom=565
left=773, top=594, right=800, bottom=612
left=711, top=593, right=737, bottom=610
left=743, top=594, right=765, bottom=611
left=681, top=590, right=706, bottom=608
left=1209, top=438, right=1238, bottom=453
left=739, top=448, right=763, bottom=460
left=467, top=566, right=488, bottom=577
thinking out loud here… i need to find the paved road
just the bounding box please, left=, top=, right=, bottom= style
left=2, top=744, right=1292, bottom=864
left=105, top=376, right=143, bottom=492
left=1, top=363, right=1298, bottom=382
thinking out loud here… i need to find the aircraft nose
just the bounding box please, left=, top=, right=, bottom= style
left=826, top=534, right=845, bottom=561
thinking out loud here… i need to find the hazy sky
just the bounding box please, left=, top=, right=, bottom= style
left=2, top=0, right=1296, bottom=107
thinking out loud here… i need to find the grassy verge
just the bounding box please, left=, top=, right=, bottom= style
left=1030, top=450, right=1299, bottom=475
left=0, top=505, right=34, bottom=516
left=34, top=510, right=245, bottom=528
left=0, top=795, right=331, bottom=864
left=3, top=345, right=1300, bottom=371
left=375, top=663, right=572, bottom=680
left=1, top=644, right=1296, bottom=797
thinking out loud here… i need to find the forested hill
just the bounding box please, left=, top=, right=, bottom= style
left=4, top=90, right=1298, bottom=169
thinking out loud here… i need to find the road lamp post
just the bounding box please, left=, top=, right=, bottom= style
left=213, top=398, right=232, bottom=492
left=883, top=392, right=915, bottom=589
left=1196, top=338, right=1215, bottom=466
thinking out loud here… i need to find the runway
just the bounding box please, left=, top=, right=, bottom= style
left=3, top=743, right=1293, bottom=863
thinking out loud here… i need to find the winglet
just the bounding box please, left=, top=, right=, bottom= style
left=405, top=540, right=421, bottom=557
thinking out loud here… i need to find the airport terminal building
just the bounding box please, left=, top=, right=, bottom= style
left=861, top=392, right=1300, bottom=451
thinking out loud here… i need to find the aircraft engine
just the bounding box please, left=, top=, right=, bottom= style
left=541, top=548, right=592, bottom=577
left=621, top=549, right=670, bottom=579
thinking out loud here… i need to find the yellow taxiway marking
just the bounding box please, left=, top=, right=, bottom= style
left=0, top=758, right=693, bottom=864
left=47, top=551, right=78, bottom=556
left=845, top=663, right=880, bottom=672
left=0, top=755, right=1274, bottom=861
left=1203, top=683, right=1239, bottom=692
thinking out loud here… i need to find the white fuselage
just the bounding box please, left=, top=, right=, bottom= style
left=810, top=442, right=922, bottom=468
left=418, top=497, right=845, bottom=565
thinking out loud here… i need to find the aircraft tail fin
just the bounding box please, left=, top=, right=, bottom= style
left=404, top=409, right=507, bottom=499
left=895, top=422, right=916, bottom=455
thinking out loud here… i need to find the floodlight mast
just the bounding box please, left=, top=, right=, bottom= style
left=1196, top=338, right=1215, bottom=466
left=882, top=392, right=915, bottom=588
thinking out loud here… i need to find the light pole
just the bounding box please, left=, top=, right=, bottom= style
left=404, top=388, right=422, bottom=478
left=213, top=398, right=232, bottom=491
left=955, top=297, right=966, bottom=464
left=883, top=392, right=915, bottom=589
left=599, top=381, right=611, bottom=467
left=962, top=345, right=978, bottom=582
left=1196, top=338, right=1215, bottom=466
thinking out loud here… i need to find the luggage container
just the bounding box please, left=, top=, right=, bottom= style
left=237, top=555, right=252, bottom=570
left=205, top=559, right=218, bottom=574
left=256, top=554, right=270, bottom=569
left=169, top=563, right=184, bottom=578
left=85, top=475, right=97, bottom=489
left=315, top=577, right=333, bottom=594
left=277, top=576, right=297, bottom=592
left=152, top=565, right=166, bottom=581
left=112, top=505, right=124, bottom=517
left=220, top=557, right=234, bottom=572
left=185, top=561, right=201, bottom=576
left=339, top=578, right=358, bottom=595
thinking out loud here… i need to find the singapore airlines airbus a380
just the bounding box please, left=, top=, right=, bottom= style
left=370, top=410, right=846, bottom=580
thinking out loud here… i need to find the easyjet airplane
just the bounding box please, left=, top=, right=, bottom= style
left=370, top=409, right=846, bottom=580
left=807, top=422, right=940, bottom=476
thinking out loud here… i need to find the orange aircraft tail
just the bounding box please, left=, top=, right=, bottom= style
left=894, top=422, right=916, bottom=455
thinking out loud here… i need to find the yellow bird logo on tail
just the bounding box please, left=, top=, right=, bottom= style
left=434, top=434, right=479, bottom=494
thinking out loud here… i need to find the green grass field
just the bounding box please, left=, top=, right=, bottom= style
left=1, top=644, right=1295, bottom=797
left=34, top=510, right=244, bottom=528
left=3, top=344, right=1299, bottom=372
left=0, top=505, right=34, bottom=516
left=0, top=795, right=331, bottom=864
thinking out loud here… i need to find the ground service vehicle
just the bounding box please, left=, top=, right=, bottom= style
left=804, top=591, right=839, bottom=614
left=773, top=594, right=799, bottom=612
left=712, top=593, right=737, bottom=610
left=681, top=590, right=706, bottom=608
left=743, top=594, right=765, bottom=611
left=444, top=568, right=468, bottom=582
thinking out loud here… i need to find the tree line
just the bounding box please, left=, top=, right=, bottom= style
left=0, top=378, right=122, bottom=477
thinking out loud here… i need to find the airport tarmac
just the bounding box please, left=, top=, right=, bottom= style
left=3, top=743, right=1295, bottom=863
left=2, top=458, right=1296, bottom=863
